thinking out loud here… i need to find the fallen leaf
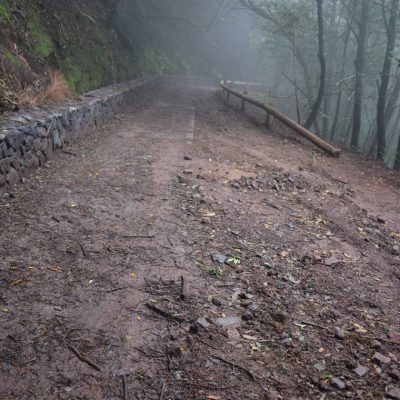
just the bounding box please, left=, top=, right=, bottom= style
left=10, top=279, right=23, bottom=286
left=353, top=323, right=367, bottom=333
left=243, top=334, right=258, bottom=340
left=343, top=252, right=353, bottom=260
left=285, top=273, right=300, bottom=284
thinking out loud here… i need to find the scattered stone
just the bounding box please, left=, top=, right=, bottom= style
left=195, top=317, right=210, bottom=329
left=325, top=256, right=340, bottom=266
left=331, top=377, right=346, bottom=390
left=183, top=170, right=193, bottom=175
left=313, top=363, right=326, bottom=372
left=333, top=327, right=346, bottom=340
left=392, top=245, right=400, bottom=255
left=240, top=299, right=253, bottom=307
left=248, top=303, right=259, bottom=312
left=280, top=332, right=290, bottom=340
left=215, top=316, right=241, bottom=329
left=192, top=193, right=202, bottom=202
left=387, top=387, right=400, bottom=399
left=354, top=365, right=369, bottom=377
left=389, top=369, right=400, bottom=381
left=200, top=217, right=211, bottom=225
left=183, top=156, right=192, bottom=160
left=241, top=312, right=253, bottom=321
left=231, top=182, right=240, bottom=189
left=0, top=134, right=5, bottom=141
left=211, top=253, right=226, bottom=264
left=239, top=292, right=254, bottom=300
left=371, top=340, right=382, bottom=349
left=211, top=297, right=222, bottom=307
left=372, top=352, right=391, bottom=365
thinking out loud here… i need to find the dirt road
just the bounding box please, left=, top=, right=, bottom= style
left=1, top=84, right=399, bottom=399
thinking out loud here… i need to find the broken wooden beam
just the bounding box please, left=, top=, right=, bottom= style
left=220, top=81, right=341, bottom=158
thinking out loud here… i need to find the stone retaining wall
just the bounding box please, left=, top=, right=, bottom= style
left=0, top=77, right=162, bottom=194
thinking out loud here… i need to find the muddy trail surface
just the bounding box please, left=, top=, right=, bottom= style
left=0, top=84, right=399, bottom=400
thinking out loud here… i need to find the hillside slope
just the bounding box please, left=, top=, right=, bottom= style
left=0, top=0, right=215, bottom=111
left=0, top=0, right=137, bottom=106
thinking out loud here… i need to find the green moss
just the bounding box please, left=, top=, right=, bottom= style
left=0, top=1, right=11, bottom=24
left=138, top=48, right=172, bottom=76
left=62, top=59, right=82, bottom=94
left=27, top=19, right=54, bottom=57
left=61, top=46, right=112, bottom=94
left=5, top=51, right=24, bottom=68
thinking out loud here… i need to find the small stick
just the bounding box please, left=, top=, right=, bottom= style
left=183, top=381, right=237, bottom=390
left=121, top=374, right=127, bottom=400
left=80, top=244, right=87, bottom=258
left=300, top=321, right=400, bottom=346
left=211, top=355, right=255, bottom=382
left=179, top=276, right=187, bottom=300
left=68, top=344, right=101, bottom=372
left=106, top=286, right=131, bottom=293
left=145, top=303, right=185, bottom=322
left=61, top=150, right=77, bottom=156
left=123, top=235, right=155, bottom=239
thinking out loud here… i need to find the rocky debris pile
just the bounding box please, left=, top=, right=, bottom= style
left=230, top=168, right=312, bottom=193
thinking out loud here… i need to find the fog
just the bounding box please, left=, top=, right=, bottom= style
left=110, top=0, right=400, bottom=168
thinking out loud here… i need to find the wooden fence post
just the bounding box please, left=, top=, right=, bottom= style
left=266, top=112, right=273, bottom=129
left=241, top=91, right=247, bottom=111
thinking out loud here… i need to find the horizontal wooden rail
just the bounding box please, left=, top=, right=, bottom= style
left=220, top=81, right=341, bottom=158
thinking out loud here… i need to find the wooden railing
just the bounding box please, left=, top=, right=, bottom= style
left=220, top=80, right=341, bottom=158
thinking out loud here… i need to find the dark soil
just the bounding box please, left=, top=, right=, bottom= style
left=0, top=84, right=399, bottom=400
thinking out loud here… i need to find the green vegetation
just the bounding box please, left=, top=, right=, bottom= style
left=0, top=1, right=11, bottom=24
left=138, top=48, right=171, bottom=76
left=28, top=20, right=54, bottom=57
left=207, top=268, right=224, bottom=278
left=5, top=51, right=24, bottom=68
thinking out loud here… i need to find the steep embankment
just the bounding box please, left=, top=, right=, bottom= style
left=0, top=0, right=211, bottom=111
left=0, top=0, right=138, bottom=107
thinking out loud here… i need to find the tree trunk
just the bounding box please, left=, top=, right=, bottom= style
left=329, top=3, right=353, bottom=141
left=322, top=0, right=338, bottom=136
left=385, top=66, right=400, bottom=123
left=394, top=131, right=400, bottom=169
left=376, top=0, right=400, bottom=160
left=304, top=0, right=326, bottom=130
left=351, top=0, right=370, bottom=150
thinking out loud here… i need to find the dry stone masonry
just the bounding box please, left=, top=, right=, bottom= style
left=0, top=77, right=162, bottom=194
